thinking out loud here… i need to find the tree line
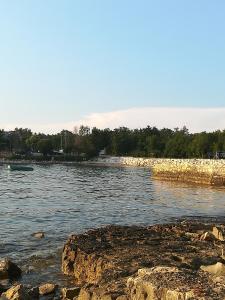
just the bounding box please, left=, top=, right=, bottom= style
left=0, top=125, right=225, bottom=159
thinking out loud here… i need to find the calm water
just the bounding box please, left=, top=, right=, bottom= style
left=0, top=164, right=225, bottom=285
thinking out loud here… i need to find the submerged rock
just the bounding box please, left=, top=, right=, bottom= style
left=0, top=259, right=21, bottom=280
left=31, top=231, right=45, bottom=239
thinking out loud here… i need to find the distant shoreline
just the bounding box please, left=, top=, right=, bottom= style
left=2, top=156, right=225, bottom=186
left=0, top=158, right=123, bottom=168
left=0, top=159, right=80, bottom=165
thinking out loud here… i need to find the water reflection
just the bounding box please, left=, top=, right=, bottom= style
left=152, top=180, right=225, bottom=216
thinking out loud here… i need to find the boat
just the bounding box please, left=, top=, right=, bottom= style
left=7, top=165, right=34, bottom=171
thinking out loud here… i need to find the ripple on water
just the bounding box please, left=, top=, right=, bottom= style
left=0, top=164, right=225, bottom=285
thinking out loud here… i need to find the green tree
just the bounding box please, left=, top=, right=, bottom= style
left=164, top=128, right=190, bottom=158
left=37, top=139, right=53, bottom=155
left=189, top=132, right=210, bottom=158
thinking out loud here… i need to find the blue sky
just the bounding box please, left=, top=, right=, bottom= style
left=0, top=1, right=225, bottom=132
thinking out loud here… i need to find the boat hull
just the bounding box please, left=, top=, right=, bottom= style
left=8, top=165, right=34, bottom=171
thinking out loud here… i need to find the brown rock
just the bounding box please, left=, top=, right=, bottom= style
left=2, top=285, right=31, bottom=300
left=127, top=266, right=218, bottom=299
left=201, top=262, right=225, bottom=276
left=39, top=283, right=57, bottom=296
left=91, top=292, right=112, bottom=300
left=212, top=226, right=225, bottom=241
left=0, top=259, right=21, bottom=280
left=62, top=236, right=111, bottom=284
left=77, top=288, right=91, bottom=300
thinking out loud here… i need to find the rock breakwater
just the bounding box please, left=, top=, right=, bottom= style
left=97, top=157, right=225, bottom=186
left=151, top=159, right=225, bottom=186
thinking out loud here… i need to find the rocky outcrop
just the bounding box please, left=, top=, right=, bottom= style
left=62, top=222, right=225, bottom=299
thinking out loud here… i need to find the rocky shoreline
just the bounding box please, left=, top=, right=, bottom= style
left=1, top=220, right=225, bottom=299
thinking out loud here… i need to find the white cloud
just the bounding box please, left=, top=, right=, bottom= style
left=1, top=107, right=225, bottom=133
left=75, top=107, right=225, bottom=133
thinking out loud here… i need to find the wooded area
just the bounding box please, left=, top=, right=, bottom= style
left=0, top=125, right=224, bottom=159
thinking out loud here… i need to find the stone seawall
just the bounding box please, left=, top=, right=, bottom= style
left=98, top=157, right=225, bottom=186
left=151, top=159, right=225, bottom=186
left=97, top=156, right=158, bottom=167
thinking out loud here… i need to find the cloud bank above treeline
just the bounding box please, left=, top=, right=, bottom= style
left=1, top=107, right=225, bottom=134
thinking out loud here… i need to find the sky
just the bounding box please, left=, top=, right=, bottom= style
left=0, top=0, right=225, bottom=133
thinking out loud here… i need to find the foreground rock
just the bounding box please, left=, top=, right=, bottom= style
left=127, top=266, right=220, bottom=299
left=39, top=283, right=58, bottom=296
left=0, top=259, right=21, bottom=280
left=62, top=221, right=225, bottom=299
left=1, top=284, right=37, bottom=300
